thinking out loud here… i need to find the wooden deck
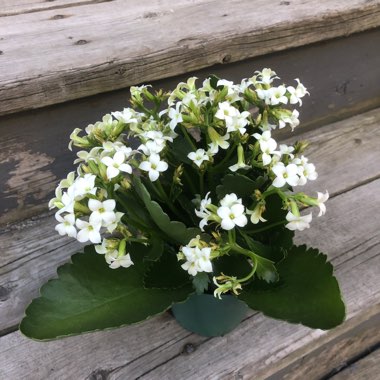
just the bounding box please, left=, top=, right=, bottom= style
left=1, top=1, right=380, bottom=379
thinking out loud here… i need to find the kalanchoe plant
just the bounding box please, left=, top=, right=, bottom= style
left=20, top=69, right=345, bottom=340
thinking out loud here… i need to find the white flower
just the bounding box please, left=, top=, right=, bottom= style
left=268, top=86, right=288, bottom=105
left=272, top=162, right=299, bottom=188
left=254, top=68, right=279, bottom=85
left=73, top=174, right=97, bottom=198
left=76, top=219, right=102, bottom=243
left=105, top=212, right=124, bottom=233
left=139, top=153, right=168, bottom=181
left=181, top=246, right=212, bottom=276
left=256, top=88, right=272, bottom=105
left=138, top=139, right=165, bottom=155
left=109, top=253, right=134, bottom=269
left=142, top=130, right=173, bottom=144
left=228, top=144, right=250, bottom=172
left=217, top=203, right=248, bottom=230
left=316, top=191, right=329, bottom=216
left=188, top=149, right=209, bottom=168
left=55, top=213, right=77, bottom=238
left=112, top=108, right=138, bottom=124
left=285, top=212, right=312, bottom=231
left=252, top=131, right=277, bottom=165
left=168, top=102, right=183, bottom=131
left=247, top=204, right=267, bottom=224
left=274, top=144, right=295, bottom=159
left=208, top=127, right=230, bottom=154
left=297, top=163, right=318, bottom=185
left=226, top=111, right=250, bottom=135
left=217, top=79, right=241, bottom=102
left=287, top=79, right=309, bottom=106
left=88, top=199, right=116, bottom=226
left=220, top=193, right=242, bottom=208
left=101, top=151, right=132, bottom=179
left=215, top=102, right=239, bottom=121
left=195, top=192, right=212, bottom=231
left=278, top=109, right=300, bottom=131
left=56, top=186, right=76, bottom=214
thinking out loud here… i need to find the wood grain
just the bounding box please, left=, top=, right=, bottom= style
left=330, top=347, right=380, bottom=380
left=0, top=0, right=379, bottom=116
left=0, top=178, right=379, bottom=379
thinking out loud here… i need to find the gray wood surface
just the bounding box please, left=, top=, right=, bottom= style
left=1, top=0, right=379, bottom=116
left=330, top=347, right=380, bottom=380
left=0, top=109, right=379, bottom=379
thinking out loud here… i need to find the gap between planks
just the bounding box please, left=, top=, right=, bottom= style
left=0, top=0, right=379, bottom=115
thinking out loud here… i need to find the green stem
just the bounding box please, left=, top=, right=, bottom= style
left=229, top=242, right=258, bottom=283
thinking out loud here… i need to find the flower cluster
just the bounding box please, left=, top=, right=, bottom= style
left=50, top=69, right=328, bottom=298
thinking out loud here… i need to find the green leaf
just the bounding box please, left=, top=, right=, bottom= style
left=239, top=232, right=278, bottom=282
left=144, top=235, right=164, bottom=262
left=216, top=174, right=266, bottom=200
left=133, top=177, right=200, bottom=245
left=20, top=246, right=193, bottom=340
left=213, top=254, right=252, bottom=278
left=255, top=256, right=279, bottom=283
left=208, top=74, right=221, bottom=89
left=192, top=272, right=210, bottom=294
left=239, top=245, right=346, bottom=329
left=144, top=249, right=190, bottom=289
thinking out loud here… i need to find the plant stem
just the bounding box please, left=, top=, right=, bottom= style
left=199, top=171, right=205, bottom=197
left=211, top=142, right=238, bottom=172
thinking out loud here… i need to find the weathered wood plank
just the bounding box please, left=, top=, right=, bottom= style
left=0, top=0, right=109, bottom=17
left=1, top=108, right=380, bottom=332
left=330, top=347, right=380, bottom=380
left=0, top=0, right=379, bottom=116
left=0, top=178, right=379, bottom=379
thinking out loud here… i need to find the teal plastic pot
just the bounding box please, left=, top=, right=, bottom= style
left=171, top=293, right=249, bottom=337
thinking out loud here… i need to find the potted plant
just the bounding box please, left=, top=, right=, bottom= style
left=20, top=69, right=345, bottom=340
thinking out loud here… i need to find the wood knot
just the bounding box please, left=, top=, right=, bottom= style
left=280, top=1, right=291, bottom=4
left=182, top=343, right=196, bottom=355
left=75, top=40, right=89, bottom=46
left=50, top=14, right=69, bottom=20
left=87, top=369, right=111, bottom=380
left=0, top=285, right=13, bottom=302
left=0, top=51, right=3, bottom=55
left=222, top=54, right=232, bottom=63
left=143, top=11, right=158, bottom=19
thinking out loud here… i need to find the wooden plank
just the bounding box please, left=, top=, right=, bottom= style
left=330, top=347, right=380, bottom=380
left=1, top=107, right=380, bottom=332
left=0, top=178, right=379, bottom=379
left=0, top=0, right=379, bottom=116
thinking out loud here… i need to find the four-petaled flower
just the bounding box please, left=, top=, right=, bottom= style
left=217, top=203, right=248, bottom=230
left=101, top=151, right=132, bottom=179
left=285, top=212, right=312, bottom=231
left=139, top=153, right=168, bottom=181
left=188, top=149, right=209, bottom=168
left=272, top=162, right=299, bottom=188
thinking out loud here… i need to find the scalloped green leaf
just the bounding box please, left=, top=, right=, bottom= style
left=20, top=246, right=192, bottom=341
left=239, top=245, right=345, bottom=329
left=192, top=272, right=210, bottom=294
left=133, top=177, right=200, bottom=245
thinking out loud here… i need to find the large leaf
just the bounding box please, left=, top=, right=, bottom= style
left=133, top=177, right=200, bottom=245
left=239, top=245, right=345, bottom=329
left=144, top=248, right=190, bottom=289
left=20, top=246, right=193, bottom=340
